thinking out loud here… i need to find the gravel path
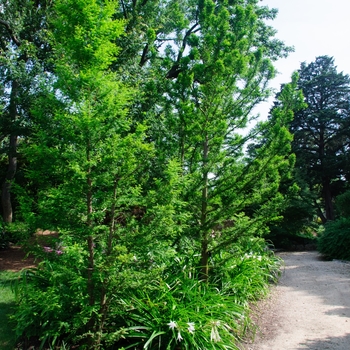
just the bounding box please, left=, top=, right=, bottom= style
left=243, top=251, right=350, bottom=350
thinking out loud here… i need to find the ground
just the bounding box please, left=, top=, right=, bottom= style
left=242, top=251, right=350, bottom=350
left=0, top=245, right=36, bottom=272
left=0, top=230, right=57, bottom=272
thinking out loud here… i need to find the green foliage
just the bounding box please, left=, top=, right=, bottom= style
left=10, top=0, right=293, bottom=348
left=0, top=0, right=53, bottom=224
left=12, top=235, right=173, bottom=347
left=0, top=271, right=19, bottom=350
left=317, top=217, right=350, bottom=260
left=12, top=240, right=282, bottom=349
left=3, top=222, right=32, bottom=244
left=211, top=237, right=282, bottom=301
left=335, top=190, right=350, bottom=218
left=115, top=275, right=245, bottom=350
left=291, top=56, right=350, bottom=222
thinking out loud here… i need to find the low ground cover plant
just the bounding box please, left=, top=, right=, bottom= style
left=11, top=237, right=281, bottom=349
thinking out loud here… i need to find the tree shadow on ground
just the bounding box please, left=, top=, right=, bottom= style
left=297, top=333, right=350, bottom=350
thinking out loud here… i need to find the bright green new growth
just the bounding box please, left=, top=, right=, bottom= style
left=7, top=0, right=298, bottom=348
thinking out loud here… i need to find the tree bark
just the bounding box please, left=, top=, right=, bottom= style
left=200, top=134, right=209, bottom=281
left=1, top=80, right=19, bottom=223
left=323, top=179, right=334, bottom=221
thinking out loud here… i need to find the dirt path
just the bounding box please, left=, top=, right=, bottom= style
left=244, top=251, right=350, bottom=350
left=0, top=246, right=36, bottom=272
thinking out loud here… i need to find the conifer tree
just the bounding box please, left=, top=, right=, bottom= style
left=291, top=56, right=350, bottom=222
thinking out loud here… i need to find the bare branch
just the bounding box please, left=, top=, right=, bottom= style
left=166, top=22, right=200, bottom=79
left=120, top=0, right=128, bottom=19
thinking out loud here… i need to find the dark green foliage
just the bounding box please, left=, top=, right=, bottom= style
left=335, top=190, right=350, bottom=218
left=291, top=56, right=350, bottom=222
left=318, top=217, right=350, bottom=260
left=0, top=0, right=53, bottom=224
left=0, top=224, right=9, bottom=250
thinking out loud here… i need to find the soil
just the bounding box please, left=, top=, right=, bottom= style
left=242, top=251, right=350, bottom=350
left=0, top=230, right=57, bottom=272
left=0, top=245, right=36, bottom=272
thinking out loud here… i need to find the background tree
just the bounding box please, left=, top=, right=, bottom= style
left=291, top=56, right=350, bottom=223
left=0, top=0, right=52, bottom=224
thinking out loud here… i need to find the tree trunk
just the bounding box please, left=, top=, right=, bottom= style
left=85, top=144, right=97, bottom=347
left=96, top=177, right=119, bottom=345
left=1, top=136, right=18, bottom=223
left=323, top=179, right=334, bottom=221
left=1, top=80, right=19, bottom=223
left=200, top=135, right=209, bottom=281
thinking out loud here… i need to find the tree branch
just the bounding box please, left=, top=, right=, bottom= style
left=120, top=0, right=128, bottom=19
left=0, top=19, right=21, bottom=46
left=166, top=22, right=200, bottom=79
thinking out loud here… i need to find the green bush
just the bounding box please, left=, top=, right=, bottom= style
left=114, top=274, right=246, bottom=350
left=335, top=190, right=350, bottom=218
left=12, top=237, right=282, bottom=349
left=317, top=217, right=350, bottom=260
left=5, top=222, right=32, bottom=244
left=0, top=229, right=9, bottom=250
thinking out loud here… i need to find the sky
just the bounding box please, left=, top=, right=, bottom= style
left=256, top=0, right=350, bottom=117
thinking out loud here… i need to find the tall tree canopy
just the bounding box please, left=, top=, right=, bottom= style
left=291, top=56, right=350, bottom=222
left=4, top=0, right=307, bottom=348
left=112, top=0, right=297, bottom=279
left=0, top=0, right=52, bottom=223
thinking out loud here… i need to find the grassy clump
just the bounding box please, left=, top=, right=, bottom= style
left=11, top=237, right=282, bottom=349
left=318, top=217, right=350, bottom=260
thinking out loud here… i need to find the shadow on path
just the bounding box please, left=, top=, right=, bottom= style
left=297, top=333, right=350, bottom=350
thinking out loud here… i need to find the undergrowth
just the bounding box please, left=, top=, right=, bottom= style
left=0, top=271, right=19, bottom=350
left=318, top=217, right=350, bottom=260
left=11, top=237, right=282, bottom=349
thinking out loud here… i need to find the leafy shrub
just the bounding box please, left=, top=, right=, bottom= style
left=12, top=237, right=282, bottom=349
left=0, top=221, right=33, bottom=250
left=317, top=217, right=350, bottom=260
left=4, top=222, right=32, bottom=244
left=0, top=229, right=9, bottom=250
left=12, top=244, right=91, bottom=348
left=335, top=190, right=350, bottom=218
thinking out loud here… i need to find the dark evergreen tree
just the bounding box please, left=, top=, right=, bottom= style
left=291, top=56, right=350, bottom=222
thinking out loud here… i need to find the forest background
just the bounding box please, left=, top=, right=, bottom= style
left=0, top=0, right=350, bottom=349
